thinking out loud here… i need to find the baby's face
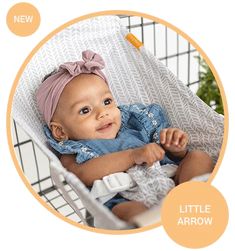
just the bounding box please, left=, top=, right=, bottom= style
left=52, top=74, right=121, bottom=140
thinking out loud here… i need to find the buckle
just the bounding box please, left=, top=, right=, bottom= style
left=103, top=172, right=135, bottom=193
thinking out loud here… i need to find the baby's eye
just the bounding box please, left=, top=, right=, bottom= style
left=103, top=98, right=112, bottom=106
left=79, top=106, right=91, bottom=115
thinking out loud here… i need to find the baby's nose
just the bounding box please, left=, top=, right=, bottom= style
left=97, top=107, right=109, bottom=119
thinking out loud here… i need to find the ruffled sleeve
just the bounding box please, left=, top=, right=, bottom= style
left=119, top=103, right=170, bottom=143
left=44, top=126, right=99, bottom=164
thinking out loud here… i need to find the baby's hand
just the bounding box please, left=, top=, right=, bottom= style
left=131, top=143, right=165, bottom=167
left=160, top=128, right=188, bottom=153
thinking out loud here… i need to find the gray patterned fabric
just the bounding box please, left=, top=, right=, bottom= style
left=120, top=163, right=175, bottom=208
left=12, top=16, right=224, bottom=228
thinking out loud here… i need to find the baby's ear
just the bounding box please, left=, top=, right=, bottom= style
left=50, top=122, right=69, bottom=141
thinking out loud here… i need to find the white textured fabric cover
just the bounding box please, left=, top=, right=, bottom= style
left=12, top=16, right=224, bottom=228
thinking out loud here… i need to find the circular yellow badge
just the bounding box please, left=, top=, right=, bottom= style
left=6, top=2, right=40, bottom=36
left=161, top=182, right=228, bottom=248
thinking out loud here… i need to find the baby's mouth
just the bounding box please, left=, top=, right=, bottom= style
left=97, top=122, right=113, bottom=132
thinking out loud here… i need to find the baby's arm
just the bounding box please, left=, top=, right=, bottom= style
left=61, top=150, right=134, bottom=186
left=61, top=143, right=165, bottom=186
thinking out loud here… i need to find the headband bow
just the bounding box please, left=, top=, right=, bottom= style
left=36, top=50, right=107, bottom=127
left=59, top=50, right=106, bottom=76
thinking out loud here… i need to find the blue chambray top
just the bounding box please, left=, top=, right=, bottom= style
left=45, top=103, right=175, bottom=165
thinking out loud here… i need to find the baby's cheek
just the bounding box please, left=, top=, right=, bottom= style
left=76, top=121, right=92, bottom=138
left=117, top=110, right=121, bottom=121
left=116, top=106, right=121, bottom=117
left=115, top=109, right=122, bottom=126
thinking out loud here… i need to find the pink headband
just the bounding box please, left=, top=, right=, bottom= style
left=36, top=50, right=107, bottom=126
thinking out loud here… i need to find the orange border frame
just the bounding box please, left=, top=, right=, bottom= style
left=6, top=10, right=228, bottom=235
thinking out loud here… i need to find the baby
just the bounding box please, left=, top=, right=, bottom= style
left=36, top=50, right=213, bottom=223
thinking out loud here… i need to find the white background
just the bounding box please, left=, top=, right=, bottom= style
left=0, top=0, right=234, bottom=250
